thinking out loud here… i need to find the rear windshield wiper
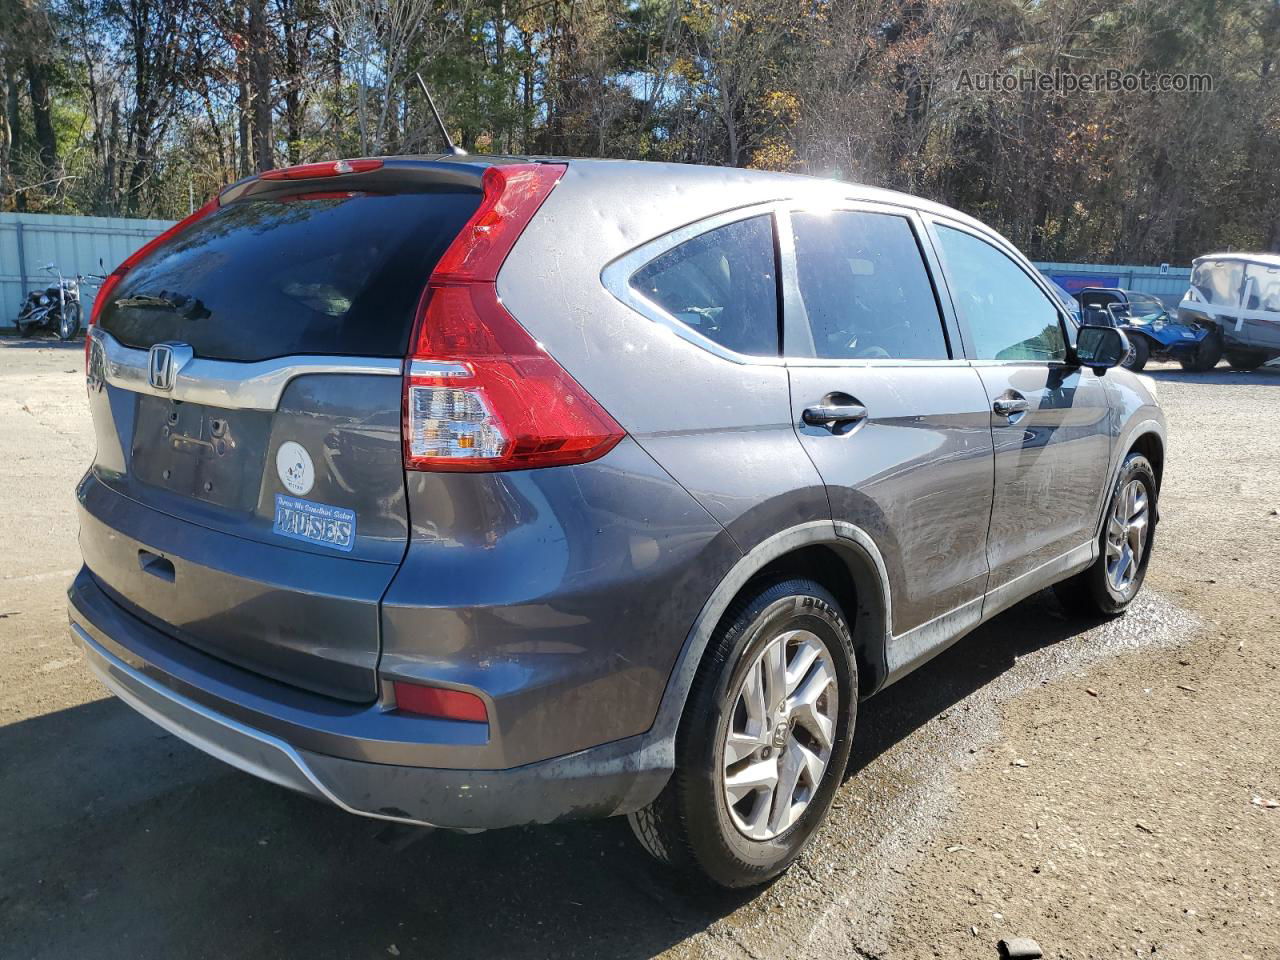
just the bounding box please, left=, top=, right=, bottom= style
left=114, top=292, right=211, bottom=320
left=114, top=294, right=181, bottom=310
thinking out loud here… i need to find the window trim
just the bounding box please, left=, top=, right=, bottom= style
left=922, top=214, right=1076, bottom=367
left=600, top=201, right=787, bottom=366
left=779, top=202, right=965, bottom=367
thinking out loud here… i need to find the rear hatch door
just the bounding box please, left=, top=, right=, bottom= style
left=82, top=164, right=483, bottom=701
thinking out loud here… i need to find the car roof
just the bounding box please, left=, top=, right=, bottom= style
left=401, top=153, right=997, bottom=233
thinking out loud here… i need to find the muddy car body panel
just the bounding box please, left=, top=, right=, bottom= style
left=69, top=156, right=1166, bottom=831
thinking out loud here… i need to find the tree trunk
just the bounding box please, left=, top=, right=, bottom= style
left=0, top=64, right=11, bottom=209
left=236, top=19, right=252, bottom=178
left=25, top=58, right=57, bottom=171
left=248, top=0, right=274, bottom=171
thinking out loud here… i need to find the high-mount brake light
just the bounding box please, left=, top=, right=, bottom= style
left=259, top=158, right=384, bottom=180
left=87, top=197, right=220, bottom=371
left=403, top=163, right=625, bottom=473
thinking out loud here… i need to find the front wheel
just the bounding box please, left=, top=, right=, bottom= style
left=1122, top=334, right=1150, bottom=371
left=1055, top=451, right=1157, bottom=618
left=628, top=578, right=857, bottom=888
left=57, top=302, right=82, bottom=341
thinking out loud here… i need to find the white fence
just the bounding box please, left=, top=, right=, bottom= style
left=1, top=212, right=176, bottom=328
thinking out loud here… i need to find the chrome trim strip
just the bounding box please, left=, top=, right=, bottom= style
left=89, top=327, right=403, bottom=411
left=72, top=623, right=438, bottom=828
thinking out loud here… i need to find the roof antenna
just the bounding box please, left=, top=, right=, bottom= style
left=416, top=73, right=466, bottom=156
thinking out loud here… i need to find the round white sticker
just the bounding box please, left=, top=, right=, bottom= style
left=276, top=441, right=315, bottom=496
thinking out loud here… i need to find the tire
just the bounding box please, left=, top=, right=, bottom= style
left=1179, top=330, right=1222, bottom=372
left=58, top=303, right=81, bottom=341
left=1121, top=334, right=1149, bottom=372
left=628, top=577, right=858, bottom=888
left=1054, top=451, right=1157, bottom=618
left=1226, top=350, right=1267, bottom=371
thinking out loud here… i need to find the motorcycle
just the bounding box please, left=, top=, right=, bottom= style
left=14, top=263, right=102, bottom=341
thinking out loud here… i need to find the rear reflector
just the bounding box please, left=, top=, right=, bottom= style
left=259, top=158, right=383, bottom=180
left=392, top=681, right=488, bottom=723
left=403, top=163, right=625, bottom=473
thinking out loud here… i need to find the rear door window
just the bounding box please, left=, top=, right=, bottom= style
left=789, top=210, right=949, bottom=360
left=934, top=225, right=1067, bottom=362
left=629, top=215, right=780, bottom=357
left=99, top=187, right=481, bottom=362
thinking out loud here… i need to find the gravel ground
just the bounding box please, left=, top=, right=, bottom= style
left=1, top=339, right=1277, bottom=960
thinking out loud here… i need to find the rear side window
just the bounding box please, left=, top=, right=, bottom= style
left=100, top=188, right=481, bottom=362
left=790, top=210, right=949, bottom=360
left=935, top=225, right=1066, bottom=362
left=629, top=215, right=779, bottom=357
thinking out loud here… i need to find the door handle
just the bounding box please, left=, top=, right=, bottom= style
left=802, top=403, right=868, bottom=427
left=992, top=396, right=1030, bottom=417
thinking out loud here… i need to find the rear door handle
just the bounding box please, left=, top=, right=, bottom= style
left=802, top=403, right=868, bottom=427
left=992, top=397, right=1030, bottom=417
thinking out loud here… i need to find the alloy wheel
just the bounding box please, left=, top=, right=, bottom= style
left=1106, top=478, right=1149, bottom=593
left=721, top=629, right=838, bottom=841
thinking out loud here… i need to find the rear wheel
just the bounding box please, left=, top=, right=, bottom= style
left=1121, top=334, right=1149, bottom=371
left=1055, top=451, right=1157, bottom=618
left=1179, top=330, right=1222, bottom=372
left=1226, top=350, right=1267, bottom=371
left=628, top=578, right=857, bottom=888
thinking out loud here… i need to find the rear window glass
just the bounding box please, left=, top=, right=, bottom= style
left=100, top=187, right=481, bottom=362
left=629, top=215, right=780, bottom=357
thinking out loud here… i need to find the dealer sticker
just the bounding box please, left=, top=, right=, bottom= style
left=273, top=494, right=356, bottom=552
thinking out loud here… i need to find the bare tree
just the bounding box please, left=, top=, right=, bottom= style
left=328, top=0, right=473, bottom=153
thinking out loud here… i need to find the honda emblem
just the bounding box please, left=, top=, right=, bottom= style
left=148, top=343, right=176, bottom=391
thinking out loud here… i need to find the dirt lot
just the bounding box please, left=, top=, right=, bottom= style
left=1, top=338, right=1277, bottom=960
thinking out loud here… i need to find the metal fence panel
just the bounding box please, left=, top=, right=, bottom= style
left=0, top=212, right=175, bottom=328
left=1, top=212, right=1205, bottom=329
left=1033, top=260, right=1193, bottom=305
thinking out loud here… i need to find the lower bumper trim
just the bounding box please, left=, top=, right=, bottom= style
left=74, top=623, right=439, bottom=826
left=70, top=606, right=674, bottom=830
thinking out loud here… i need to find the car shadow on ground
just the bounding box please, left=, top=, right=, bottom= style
left=1144, top=363, right=1280, bottom=386
left=0, top=334, right=85, bottom=350
left=0, top=593, right=1095, bottom=960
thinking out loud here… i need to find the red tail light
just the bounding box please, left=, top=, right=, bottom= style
left=404, top=163, right=625, bottom=473
left=392, top=681, right=488, bottom=723
left=87, top=197, right=220, bottom=370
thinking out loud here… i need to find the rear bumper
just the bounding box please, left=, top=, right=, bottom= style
left=69, top=569, right=672, bottom=829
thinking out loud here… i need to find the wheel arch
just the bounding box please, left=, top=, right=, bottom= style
left=1129, top=430, right=1165, bottom=492
left=650, top=522, right=892, bottom=750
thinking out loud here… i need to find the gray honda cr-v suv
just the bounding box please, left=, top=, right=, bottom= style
left=70, top=156, right=1163, bottom=887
